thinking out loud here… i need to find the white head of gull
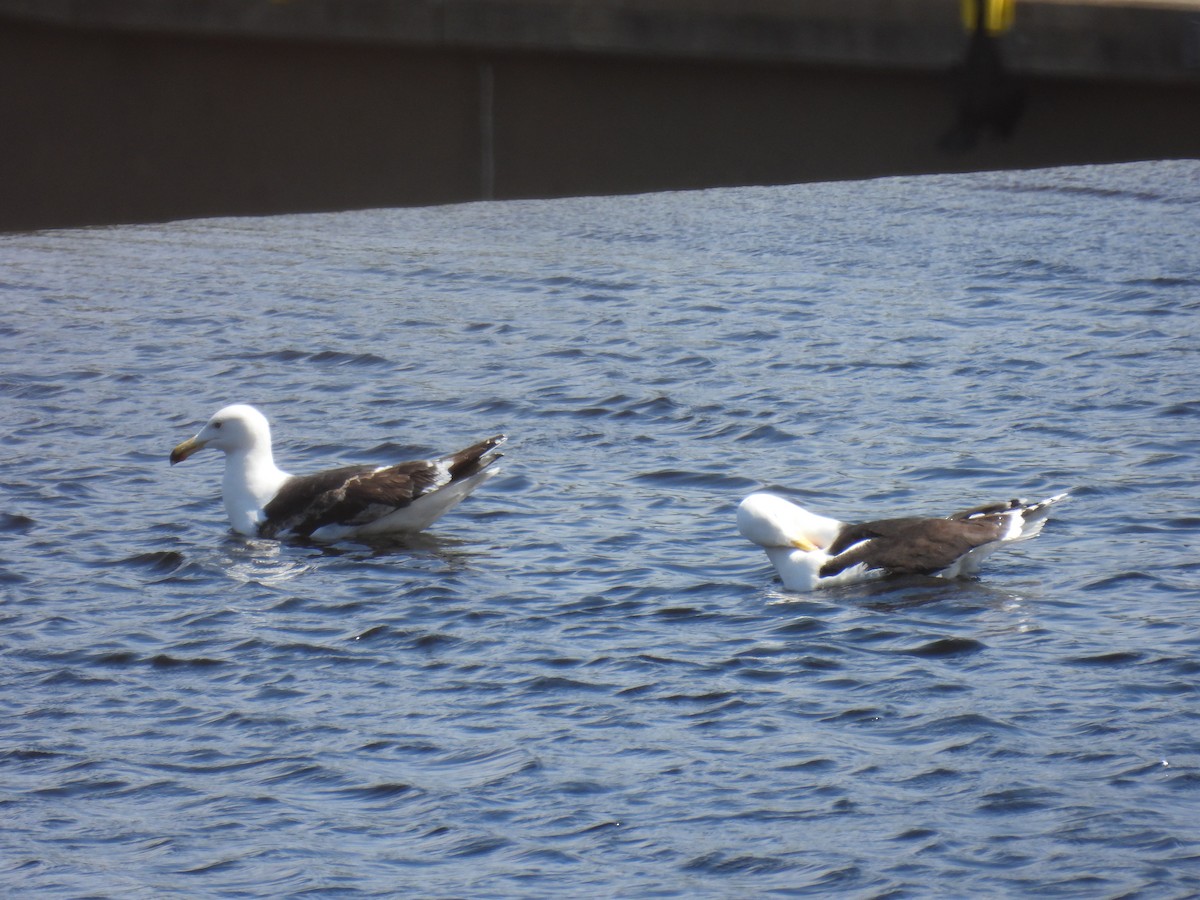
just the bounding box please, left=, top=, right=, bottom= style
left=738, top=491, right=1067, bottom=592
left=171, top=403, right=505, bottom=542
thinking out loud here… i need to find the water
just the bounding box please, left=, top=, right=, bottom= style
left=2, top=160, right=1199, bottom=897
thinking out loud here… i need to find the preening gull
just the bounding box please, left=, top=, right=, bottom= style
left=738, top=492, right=1067, bottom=592
left=171, top=404, right=505, bottom=541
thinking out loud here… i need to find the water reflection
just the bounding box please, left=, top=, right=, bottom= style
left=219, top=535, right=317, bottom=587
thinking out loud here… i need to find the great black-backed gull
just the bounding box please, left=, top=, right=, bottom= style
left=170, top=404, right=505, bottom=541
left=737, top=492, right=1067, bottom=592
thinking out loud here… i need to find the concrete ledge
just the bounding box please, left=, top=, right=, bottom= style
left=2, top=1, right=1199, bottom=230
left=1, top=0, right=1198, bottom=82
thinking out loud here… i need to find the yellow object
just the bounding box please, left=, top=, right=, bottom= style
left=962, top=0, right=1016, bottom=35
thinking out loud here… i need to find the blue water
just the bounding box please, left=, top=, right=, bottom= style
left=2, top=160, right=1200, bottom=897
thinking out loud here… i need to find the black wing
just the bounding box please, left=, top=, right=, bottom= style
left=821, top=515, right=1008, bottom=578
left=260, top=434, right=505, bottom=538
left=435, top=434, right=507, bottom=483
left=948, top=498, right=1025, bottom=520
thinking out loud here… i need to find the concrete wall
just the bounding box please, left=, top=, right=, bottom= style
left=2, top=0, right=1198, bottom=230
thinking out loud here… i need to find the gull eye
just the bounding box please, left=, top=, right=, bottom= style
left=213, top=421, right=223, bottom=429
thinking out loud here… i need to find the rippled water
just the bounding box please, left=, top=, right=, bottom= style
left=3, top=161, right=1200, bottom=897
